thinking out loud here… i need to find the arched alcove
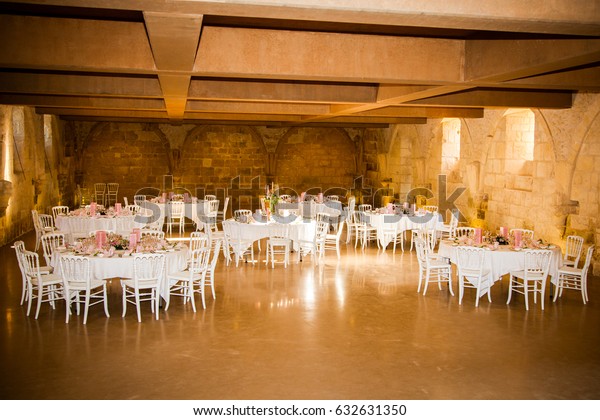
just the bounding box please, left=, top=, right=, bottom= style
left=275, top=127, right=356, bottom=195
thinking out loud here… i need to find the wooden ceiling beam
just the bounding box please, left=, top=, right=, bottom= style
left=0, top=94, right=165, bottom=110
left=194, top=26, right=465, bottom=83
left=407, top=88, right=573, bottom=108
left=188, top=79, right=378, bottom=103
left=0, top=71, right=162, bottom=98
left=0, top=14, right=155, bottom=73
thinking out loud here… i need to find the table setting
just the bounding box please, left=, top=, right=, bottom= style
left=438, top=230, right=562, bottom=284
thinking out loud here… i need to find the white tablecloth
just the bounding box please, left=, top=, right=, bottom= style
left=276, top=201, right=342, bottom=218
left=140, top=201, right=213, bottom=229
left=56, top=215, right=144, bottom=241
left=437, top=240, right=563, bottom=285
left=223, top=218, right=316, bottom=254
left=367, top=212, right=441, bottom=248
left=53, top=247, right=189, bottom=304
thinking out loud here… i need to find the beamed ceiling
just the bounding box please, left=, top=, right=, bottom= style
left=1, top=0, right=600, bottom=127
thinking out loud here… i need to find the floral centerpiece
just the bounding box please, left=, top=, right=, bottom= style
left=108, top=232, right=129, bottom=250
left=135, top=234, right=169, bottom=253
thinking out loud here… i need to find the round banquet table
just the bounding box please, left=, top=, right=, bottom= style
left=52, top=246, right=189, bottom=305
left=437, top=240, right=563, bottom=286
left=56, top=215, right=145, bottom=241
left=367, top=212, right=442, bottom=248
left=223, top=217, right=316, bottom=254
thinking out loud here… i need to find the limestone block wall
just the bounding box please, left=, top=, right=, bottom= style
left=276, top=127, right=357, bottom=198
left=0, top=106, right=74, bottom=247
left=381, top=93, right=600, bottom=274
left=80, top=123, right=170, bottom=204
left=67, top=123, right=365, bottom=214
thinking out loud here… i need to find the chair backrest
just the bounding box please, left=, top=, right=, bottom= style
left=133, top=254, right=165, bottom=287
left=134, top=195, right=146, bottom=205
left=510, top=228, right=534, bottom=240
left=358, top=204, right=372, bottom=212
left=415, top=228, right=437, bottom=252
left=455, top=227, right=476, bottom=238
left=21, top=250, right=42, bottom=281
left=188, top=247, right=211, bottom=275
left=234, top=209, right=252, bottom=223
left=31, top=209, right=41, bottom=232
left=125, top=204, right=139, bottom=214
left=41, top=232, right=65, bottom=266
left=315, top=220, right=329, bottom=246
left=456, top=246, right=486, bottom=277
left=13, top=240, right=27, bottom=278
left=52, top=206, right=69, bottom=221
left=208, top=199, right=220, bottom=214
left=448, top=211, right=460, bottom=237
left=523, top=249, right=552, bottom=280
left=355, top=210, right=371, bottom=225
left=94, top=183, right=106, bottom=193
left=220, top=196, right=230, bottom=219
left=141, top=229, right=165, bottom=239
left=316, top=212, right=330, bottom=223
left=204, top=194, right=217, bottom=201
left=326, top=195, right=339, bottom=201
left=422, top=205, right=438, bottom=213
left=169, top=201, right=185, bottom=217
left=107, top=183, right=119, bottom=193
left=565, top=235, right=585, bottom=266
left=208, top=239, right=222, bottom=272
left=581, top=245, right=595, bottom=274
left=414, top=237, right=428, bottom=266
left=347, top=196, right=356, bottom=213
left=39, top=214, right=55, bottom=231
left=60, top=255, right=91, bottom=290
left=190, top=231, right=209, bottom=252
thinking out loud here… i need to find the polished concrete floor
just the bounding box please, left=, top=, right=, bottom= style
left=1, top=230, right=599, bottom=400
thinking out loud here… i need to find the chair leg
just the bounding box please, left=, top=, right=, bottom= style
left=122, top=285, right=127, bottom=317
left=35, top=286, right=44, bottom=319
left=201, top=277, right=207, bottom=310
left=423, top=269, right=430, bottom=295
left=103, top=285, right=110, bottom=318
left=553, top=280, right=561, bottom=302
left=26, top=285, right=34, bottom=316
left=154, top=289, right=160, bottom=320
left=189, top=282, right=197, bottom=312
left=83, top=292, right=91, bottom=324
left=135, top=289, right=142, bottom=322
left=506, top=277, right=514, bottom=305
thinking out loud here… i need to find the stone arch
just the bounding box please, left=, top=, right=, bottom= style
left=274, top=127, right=357, bottom=195
left=178, top=125, right=269, bottom=197
left=80, top=123, right=170, bottom=202
left=569, top=110, right=600, bottom=244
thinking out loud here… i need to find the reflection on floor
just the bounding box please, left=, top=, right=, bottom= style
left=1, top=231, right=599, bottom=400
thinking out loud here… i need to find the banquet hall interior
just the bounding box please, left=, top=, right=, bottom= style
left=1, top=0, right=600, bottom=400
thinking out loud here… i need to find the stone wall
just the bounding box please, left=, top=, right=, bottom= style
left=1, top=94, right=599, bottom=275
left=0, top=106, right=74, bottom=247
left=380, top=93, right=600, bottom=274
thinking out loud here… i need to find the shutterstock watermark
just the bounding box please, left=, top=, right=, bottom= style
left=130, top=174, right=467, bottom=225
